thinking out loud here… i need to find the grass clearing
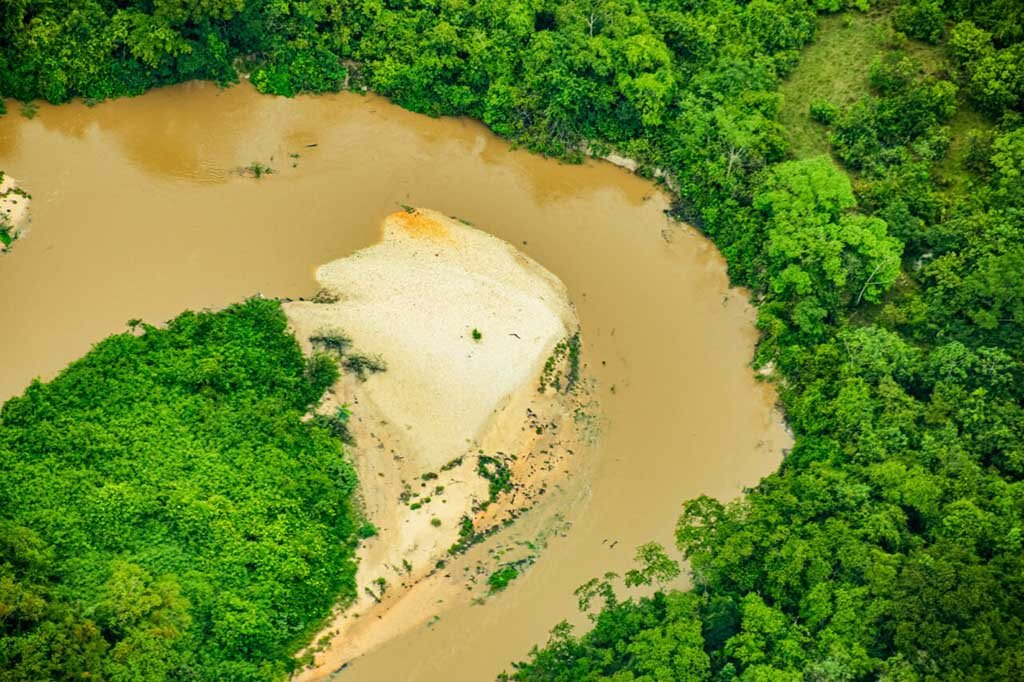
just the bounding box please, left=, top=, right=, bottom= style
left=780, top=12, right=890, bottom=159
left=780, top=10, right=981, bottom=189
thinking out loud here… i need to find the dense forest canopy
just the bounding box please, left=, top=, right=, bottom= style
left=0, top=300, right=361, bottom=680
left=2, top=0, right=1024, bottom=679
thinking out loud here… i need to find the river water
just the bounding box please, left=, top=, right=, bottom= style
left=0, top=81, right=789, bottom=681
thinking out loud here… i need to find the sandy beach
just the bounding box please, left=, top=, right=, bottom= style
left=0, top=173, right=30, bottom=250
left=285, top=209, right=586, bottom=678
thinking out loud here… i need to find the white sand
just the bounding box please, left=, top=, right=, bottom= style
left=286, top=208, right=576, bottom=473
left=284, top=209, right=582, bottom=679
left=0, top=173, right=30, bottom=250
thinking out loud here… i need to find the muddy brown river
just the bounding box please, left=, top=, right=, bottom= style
left=0, top=82, right=789, bottom=681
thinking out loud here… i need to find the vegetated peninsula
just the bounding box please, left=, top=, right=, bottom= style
left=0, top=171, right=30, bottom=251
left=0, top=299, right=361, bottom=680
left=285, top=208, right=586, bottom=676
left=0, top=208, right=586, bottom=680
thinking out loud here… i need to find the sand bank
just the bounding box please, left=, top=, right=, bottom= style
left=0, top=173, right=30, bottom=251
left=284, top=209, right=585, bottom=678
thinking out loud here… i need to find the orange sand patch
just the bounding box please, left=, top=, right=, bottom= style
left=387, top=209, right=451, bottom=240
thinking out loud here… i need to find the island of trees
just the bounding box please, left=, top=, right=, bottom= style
left=2, top=0, right=1023, bottom=679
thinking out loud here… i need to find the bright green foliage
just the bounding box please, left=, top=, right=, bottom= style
left=487, top=565, right=520, bottom=593
left=808, top=100, right=839, bottom=125
left=754, top=157, right=902, bottom=315
left=0, top=299, right=360, bottom=680
left=623, top=542, right=681, bottom=589
left=500, top=591, right=711, bottom=681
left=948, top=21, right=1024, bottom=115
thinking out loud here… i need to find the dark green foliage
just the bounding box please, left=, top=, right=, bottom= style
left=341, top=353, right=386, bottom=381
left=539, top=333, right=581, bottom=393
left=564, top=333, right=581, bottom=391
left=240, top=161, right=275, bottom=178
left=440, top=456, right=463, bottom=471
left=312, top=404, right=355, bottom=445
left=892, top=0, right=947, bottom=43
left=0, top=299, right=361, bottom=680
left=477, top=455, right=513, bottom=503
left=447, top=515, right=482, bottom=556
left=309, top=330, right=351, bottom=356
left=308, top=329, right=385, bottom=380
left=830, top=52, right=957, bottom=173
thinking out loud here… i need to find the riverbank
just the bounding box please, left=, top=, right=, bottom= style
left=284, top=209, right=588, bottom=677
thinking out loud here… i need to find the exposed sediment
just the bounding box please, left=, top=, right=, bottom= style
left=284, top=209, right=586, bottom=678
left=0, top=172, right=30, bottom=251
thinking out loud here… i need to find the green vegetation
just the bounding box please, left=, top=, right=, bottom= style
left=0, top=169, right=28, bottom=250
left=239, top=161, right=275, bottom=178
left=539, top=333, right=581, bottom=393
left=309, top=329, right=385, bottom=381
left=309, top=329, right=352, bottom=356
left=342, top=353, right=387, bottom=381
left=440, top=456, right=464, bottom=472
left=312, top=404, right=355, bottom=445
left=778, top=12, right=890, bottom=157
left=472, top=328, right=483, bottom=341
left=477, top=455, right=514, bottom=505
left=448, top=515, right=481, bottom=556
left=487, top=565, right=520, bottom=593
left=0, top=299, right=361, bottom=680
left=2, top=0, right=1024, bottom=678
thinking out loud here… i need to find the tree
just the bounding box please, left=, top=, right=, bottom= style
left=754, top=157, right=903, bottom=312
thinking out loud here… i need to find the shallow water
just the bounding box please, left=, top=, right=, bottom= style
left=0, top=81, right=789, bottom=681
